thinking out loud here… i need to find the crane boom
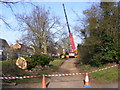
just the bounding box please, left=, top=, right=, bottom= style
left=62, top=4, right=76, bottom=50
left=62, top=4, right=71, bottom=34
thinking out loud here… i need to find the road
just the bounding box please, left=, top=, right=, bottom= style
left=48, top=58, right=118, bottom=88
left=3, top=58, right=118, bottom=88
left=48, top=58, right=85, bottom=88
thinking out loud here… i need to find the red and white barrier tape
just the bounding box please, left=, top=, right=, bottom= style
left=0, top=75, right=42, bottom=80
left=0, top=64, right=118, bottom=80
left=88, top=64, right=119, bottom=74
left=44, top=72, right=85, bottom=77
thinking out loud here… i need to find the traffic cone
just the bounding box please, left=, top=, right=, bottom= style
left=41, top=75, right=46, bottom=88
left=83, top=72, right=92, bottom=87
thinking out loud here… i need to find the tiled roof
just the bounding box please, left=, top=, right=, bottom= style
left=11, top=44, right=21, bottom=49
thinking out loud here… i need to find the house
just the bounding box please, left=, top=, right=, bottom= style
left=0, top=39, right=35, bottom=60
left=0, top=38, right=10, bottom=60
left=11, top=40, right=35, bottom=57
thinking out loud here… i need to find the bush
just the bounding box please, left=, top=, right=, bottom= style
left=90, top=54, right=103, bottom=67
left=77, top=44, right=95, bottom=65
left=78, top=33, right=119, bottom=67
left=2, top=60, right=25, bottom=76
left=23, top=54, right=54, bottom=70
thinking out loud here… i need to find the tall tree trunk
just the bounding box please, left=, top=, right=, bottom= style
left=43, top=38, right=47, bottom=54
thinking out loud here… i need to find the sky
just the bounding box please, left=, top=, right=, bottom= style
left=0, top=1, right=97, bottom=46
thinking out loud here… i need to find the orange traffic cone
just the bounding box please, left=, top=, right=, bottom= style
left=83, top=73, right=92, bottom=87
left=41, top=75, right=46, bottom=88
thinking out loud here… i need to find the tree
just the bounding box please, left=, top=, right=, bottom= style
left=76, top=2, right=119, bottom=67
left=0, top=1, right=28, bottom=30
left=75, top=4, right=101, bottom=65
left=0, top=1, right=68, bottom=56
left=17, top=6, right=60, bottom=54
left=0, top=1, right=16, bottom=30
left=97, top=2, right=119, bottom=64
left=55, top=31, right=71, bottom=56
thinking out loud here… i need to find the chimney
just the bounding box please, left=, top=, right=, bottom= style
left=16, top=40, right=19, bottom=44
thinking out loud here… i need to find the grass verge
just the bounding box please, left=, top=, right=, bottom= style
left=80, top=64, right=118, bottom=83
left=50, top=58, right=64, bottom=66
left=2, top=58, right=64, bottom=86
left=49, top=58, right=64, bottom=72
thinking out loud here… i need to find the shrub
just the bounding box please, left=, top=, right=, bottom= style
left=2, top=60, right=25, bottom=76
left=90, top=54, right=103, bottom=67
left=23, top=54, right=54, bottom=70
left=78, top=33, right=119, bottom=67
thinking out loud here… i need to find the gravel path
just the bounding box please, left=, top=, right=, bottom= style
left=48, top=58, right=85, bottom=88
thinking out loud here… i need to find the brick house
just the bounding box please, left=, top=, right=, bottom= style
left=11, top=40, right=35, bottom=57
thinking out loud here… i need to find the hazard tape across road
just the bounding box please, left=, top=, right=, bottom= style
left=0, top=64, right=118, bottom=80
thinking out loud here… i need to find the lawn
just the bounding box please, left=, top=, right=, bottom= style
left=79, top=64, right=118, bottom=83
left=2, top=58, right=64, bottom=86
left=50, top=58, right=64, bottom=66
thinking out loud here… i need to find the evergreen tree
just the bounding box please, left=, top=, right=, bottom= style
left=77, top=2, right=119, bottom=67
